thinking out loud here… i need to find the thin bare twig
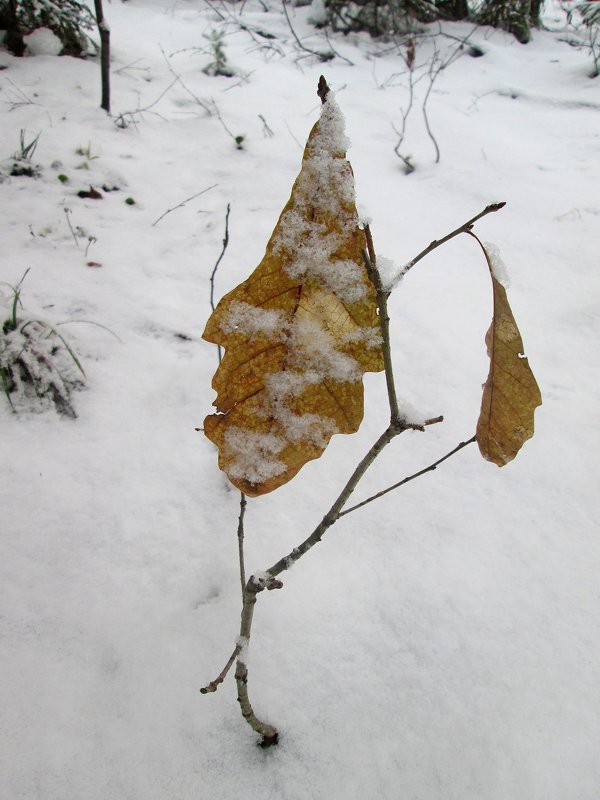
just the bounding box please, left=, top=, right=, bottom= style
left=234, top=576, right=282, bottom=746
left=159, top=45, right=213, bottom=115
left=420, top=34, right=470, bottom=164
left=210, top=0, right=278, bottom=46
left=339, top=435, right=477, bottom=517
left=323, top=30, right=354, bottom=67
left=202, top=0, right=226, bottom=22
left=114, top=76, right=181, bottom=128
left=266, top=424, right=410, bottom=579
left=3, top=77, right=39, bottom=110
left=63, top=208, right=80, bottom=249
left=422, top=58, right=440, bottom=164
left=209, top=203, right=231, bottom=364
left=117, top=76, right=181, bottom=120
left=113, top=58, right=150, bottom=76
left=151, top=184, right=218, bottom=227
left=266, top=417, right=444, bottom=576
left=397, top=202, right=506, bottom=282
left=394, top=30, right=475, bottom=170
left=200, top=644, right=241, bottom=694
left=208, top=100, right=239, bottom=145
left=237, top=491, right=247, bottom=599
left=84, top=236, right=97, bottom=258
left=285, top=120, right=302, bottom=149
left=363, top=225, right=400, bottom=424
left=223, top=72, right=255, bottom=92
left=423, top=415, right=444, bottom=426
left=235, top=585, right=278, bottom=745
left=282, top=0, right=334, bottom=63
left=258, top=114, right=274, bottom=138
left=393, top=44, right=416, bottom=174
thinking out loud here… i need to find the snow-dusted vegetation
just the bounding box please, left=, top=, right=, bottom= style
left=1, top=1, right=599, bottom=797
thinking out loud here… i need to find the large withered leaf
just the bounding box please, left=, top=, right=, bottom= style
left=475, top=240, right=542, bottom=466
left=203, top=83, right=384, bottom=496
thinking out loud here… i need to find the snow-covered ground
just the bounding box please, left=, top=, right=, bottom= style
left=1, top=2, right=599, bottom=798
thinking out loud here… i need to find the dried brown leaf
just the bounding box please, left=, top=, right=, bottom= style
left=202, top=88, right=384, bottom=496
left=475, top=239, right=542, bottom=466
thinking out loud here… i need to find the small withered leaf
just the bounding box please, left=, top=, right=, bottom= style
left=475, top=239, right=542, bottom=466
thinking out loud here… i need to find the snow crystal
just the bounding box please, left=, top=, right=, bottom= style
left=220, top=301, right=287, bottom=337
left=340, top=327, right=383, bottom=349
left=396, top=396, right=431, bottom=427
left=271, top=405, right=337, bottom=448
left=231, top=305, right=366, bottom=461
left=313, top=259, right=367, bottom=304
left=279, top=208, right=328, bottom=247
left=303, top=155, right=356, bottom=206
left=376, top=256, right=399, bottom=291
left=222, top=428, right=286, bottom=484
left=260, top=321, right=357, bottom=449
left=264, top=369, right=320, bottom=399
left=251, top=571, right=270, bottom=583
left=310, top=93, right=351, bottom=157
left=279, top=224, right=368, bottom=302
left=484, top=241, right=510, bottom=287
left=284, top=548, right=301, bottom=569
left=236, top=636, right=250, bottom=666
left=288, top=317, right=361, bottom=382
left=271, top=93, right=366, bottom=305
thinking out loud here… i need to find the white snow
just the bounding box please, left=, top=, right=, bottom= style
left=223, top=427, right=287, bottom=483
left=376, top=254, right=399, bottom=290
left=236, top=635, right=250, bottom=665
left=1, top=2, right=600, bottom=798
left=339, top=325, right=383, bottom=349
left=484, top=240, right=511, bottom=287
left=271, top=402, right=338, bottom=447
left=23, top=27, right=63, bottom=57
left=220, top=300, right=287, bottom=336
left=271, top=93, right=365, bottom=304
left=287, top=315, right=361, bottom=382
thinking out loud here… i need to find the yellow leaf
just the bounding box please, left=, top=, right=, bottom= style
left=475, top=240, right=542, bottom=466
left=202, top=82, right=384, bottom=496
